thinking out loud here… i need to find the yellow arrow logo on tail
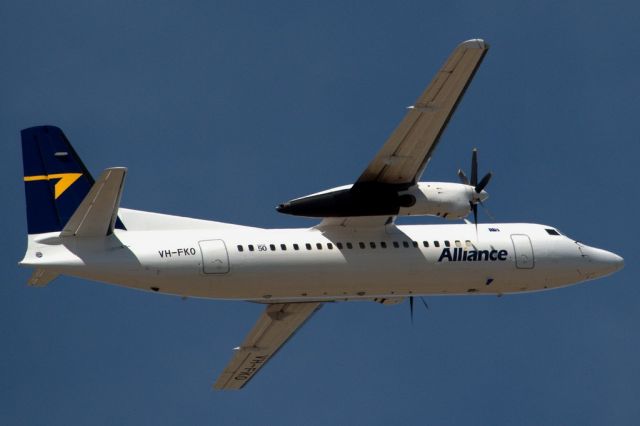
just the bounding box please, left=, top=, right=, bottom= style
left=24, top=173, right=83, bottom=199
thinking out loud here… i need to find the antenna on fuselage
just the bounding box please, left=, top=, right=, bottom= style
left=409, top=295, right=430, bottom=324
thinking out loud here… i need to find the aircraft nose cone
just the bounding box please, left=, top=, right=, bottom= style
left=580, top=246, right=624, bottom=278
left=598, top=250, right=624, bottom=274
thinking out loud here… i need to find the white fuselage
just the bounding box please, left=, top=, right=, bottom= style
left=20, top=210, right=622, bottom=302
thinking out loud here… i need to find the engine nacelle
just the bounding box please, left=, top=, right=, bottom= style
left=398, top=182, right=475, bottom=219
left=277, top=181, right=486, bottom=220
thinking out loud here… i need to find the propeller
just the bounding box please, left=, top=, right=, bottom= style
left=457, top=148, right=492, bottom=228
left=409, top=295, right=430, bottom=324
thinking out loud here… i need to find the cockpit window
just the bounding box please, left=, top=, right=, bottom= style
left=545, top=228, right=560, bottom=236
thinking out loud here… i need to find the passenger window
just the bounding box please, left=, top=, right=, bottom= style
left=370, top=242, right=376, bottom=249
left=346, top=242, right=353, bottom=249
left=380, top=242, right=387, bottom=248
left=306, top=243, right=312, bottom=250
left=280, top=244, right=287, bottom=251
left=269, top=244, right=276, bottom=251
left=444, top=240, right=450, bottom=247
left=423, top=241, right=429, bottom=248
left=359, top=242, right=365, bottom=249
left=455, top=240, right=461, bottom=247
left=327, top=243, right=333, bottom=250
left=237, top=245, right=244, bottom=252
left=412, top=241, right=418, bottom=248
left=402, top=241, right=409, bottom=248
left=316, top=243, right=323, bottom=250
left=465, top=240, right=472, bottom=247
left=248, top=245, right=255, bottom=252
left=336, top=242, right=343, bottom=249
left=434, top=241, right=440, bottom=247
left=293, top=244, right=299, bottom=251
left=393, top=241, right=399, bottom=248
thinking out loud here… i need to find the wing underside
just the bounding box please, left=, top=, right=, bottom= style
left=214, top=302, right=321, bottom=390
left=357, top=39, right=489, bottom=185
left=276, top=39, right=489, bottom=228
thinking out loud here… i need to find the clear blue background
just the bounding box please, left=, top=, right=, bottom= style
left=1, top=1, right=638, bottom=425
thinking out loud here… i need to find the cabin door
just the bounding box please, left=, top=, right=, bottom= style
left=510, top=234, right=534, bottom=269
left=199, top=240, right=230, bottom=274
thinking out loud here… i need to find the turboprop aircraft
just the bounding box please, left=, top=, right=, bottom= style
left=19, top=39, right=623, bottom=390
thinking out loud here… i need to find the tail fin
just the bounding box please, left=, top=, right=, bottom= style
left=21, top=125, right=125, bottom=235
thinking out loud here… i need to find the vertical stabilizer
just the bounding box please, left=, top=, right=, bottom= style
left=21, top=125, right=125, bottom=235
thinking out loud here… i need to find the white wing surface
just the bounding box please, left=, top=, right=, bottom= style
left=357, top=39, right=489, bottom=185
left=214, top=302, right=321, bottom=390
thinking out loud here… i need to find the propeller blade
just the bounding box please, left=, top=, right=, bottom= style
left=409, top=296, right=414, bottom=325
left=479, top=200, right=495, bottom=221
left=457, top=169, right=469, bottom=185
left=471, top=148, right=478, bottom=187
left=472, top=202, right=478, bottom=229
left=475, top=172, right=492, bottom=193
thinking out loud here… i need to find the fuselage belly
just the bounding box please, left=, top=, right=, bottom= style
left=25, top=222, right=618, bottom=302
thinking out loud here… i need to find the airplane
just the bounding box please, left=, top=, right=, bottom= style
left=18, top=39, right=623, bottom=390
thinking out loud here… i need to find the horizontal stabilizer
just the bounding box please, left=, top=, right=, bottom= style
left=27, top=268, right=59, bottom=287
left=61, top=167, right=127, bottom=237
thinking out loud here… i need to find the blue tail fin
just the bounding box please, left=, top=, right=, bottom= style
left=21, top=125, right=125, bottom=234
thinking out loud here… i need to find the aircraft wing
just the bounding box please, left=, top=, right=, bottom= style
left=357, top=39, right=489, bottom=185
left=316, top=215, right=394, bottom=229
left=213, top=302, right=322, bottom=390
left=27, top=268, right=59, bottom=287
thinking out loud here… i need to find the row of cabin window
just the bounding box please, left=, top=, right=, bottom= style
left=236, top=239, right=473, bottom=253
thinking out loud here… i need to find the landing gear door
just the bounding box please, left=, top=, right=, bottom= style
left=199, top=240, right=230, bottom=274
left=510, top=234, right=534, bottom=269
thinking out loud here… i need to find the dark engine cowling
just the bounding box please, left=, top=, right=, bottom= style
left=277, top=182, right=483, bottom=219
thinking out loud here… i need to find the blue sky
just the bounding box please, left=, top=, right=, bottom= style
left=1, top=1, right=639, bottom=424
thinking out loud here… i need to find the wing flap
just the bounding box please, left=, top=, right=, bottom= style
left=358, top=39, right=489, bottom=185
left=27, top=268, right=59, bottom=287
left=316, top=215, right=394, bottom=228
left=214, top=302, right=321, bottom=390
left=60, top=167, right=126, bottom=237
